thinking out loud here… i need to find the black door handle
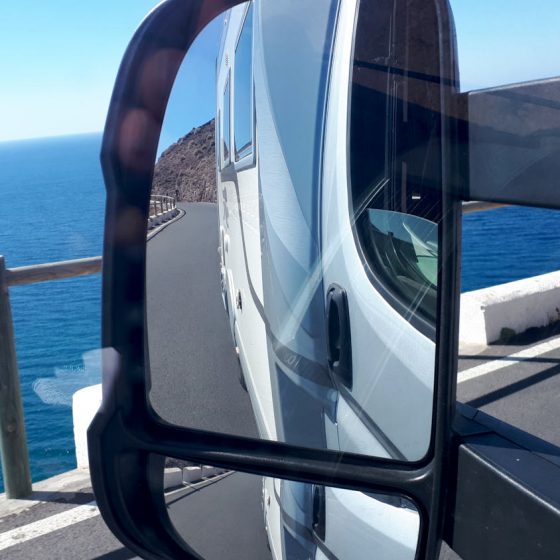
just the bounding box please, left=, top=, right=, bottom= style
left=326, top=284, right=353, bottom=389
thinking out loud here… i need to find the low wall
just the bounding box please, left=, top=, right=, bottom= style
left=459, top=270, right=560, bottom=347
left=148, top=207, right=179, bottom=230
left=72, top=384, right=102, bottom=469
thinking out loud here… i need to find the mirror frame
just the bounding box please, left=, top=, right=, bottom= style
left=88, top=0, right=463, bottom=558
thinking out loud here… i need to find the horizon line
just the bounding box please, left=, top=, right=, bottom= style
left=0, top=130, right=104, bottom=145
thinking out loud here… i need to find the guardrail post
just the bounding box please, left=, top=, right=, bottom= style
left=0, top=256, right=32, bottom=498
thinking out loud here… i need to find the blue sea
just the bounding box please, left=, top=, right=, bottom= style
left=2, top=134, right=560, bottom=492
left=0, top=134, right=104, bottom=492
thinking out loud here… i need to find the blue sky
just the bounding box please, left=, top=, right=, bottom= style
left=450, top=0, right=560, bottom=92
left=0, top=1, right=558, bottom=144
left=0, top=1, right=223, bottom=144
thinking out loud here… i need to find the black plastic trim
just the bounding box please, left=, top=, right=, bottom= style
left=445, top=410, right=560, bottom=559
left=89, top=1, right=462, bottom=559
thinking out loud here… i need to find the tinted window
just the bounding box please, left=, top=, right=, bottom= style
left=234, top=4, right=254, bottom=161
left=349, top=0, right=442, bottom=326
left=222, top=75, right=231, bottom=166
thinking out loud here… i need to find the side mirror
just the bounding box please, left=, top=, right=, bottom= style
left=88, top=0, right=560, bottom=559
left=465, top=78, right=560, bottom=208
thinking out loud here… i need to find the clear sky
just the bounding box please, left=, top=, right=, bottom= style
left=0, top=1, right=223, bottom=144
left=1, top=1, right=559, bottom=144
left=450, top=0, right=560, bottom=92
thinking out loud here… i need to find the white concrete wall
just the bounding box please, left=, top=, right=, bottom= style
left=72, top=384, right=102, bottom=469
left=72, top=384, right=227, bottom=490
left=459, top=270, right=560, bottom=348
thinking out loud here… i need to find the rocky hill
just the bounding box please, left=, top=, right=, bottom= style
left=152, top=119, right=216, bottom=202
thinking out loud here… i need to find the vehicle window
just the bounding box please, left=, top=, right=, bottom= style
left=234, top=3, right=254, bottom=161
left=222, top=74, right=231, bottom=167
left=349, top=0, right=442, bottom=328
left=365, top=210, right=438, bottom=321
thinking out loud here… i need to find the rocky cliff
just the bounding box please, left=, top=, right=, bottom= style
left=152, top=119, right=216, bottom=203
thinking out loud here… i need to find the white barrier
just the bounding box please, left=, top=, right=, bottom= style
left=72, top=384, right=102, bottom=469
left=148, top=208, right=179, bottom=230
left=183, top=466, right=203, bottom=483
left=459, top=270, right=560, bottom=348
left=164, top=468, right=183, bottom=490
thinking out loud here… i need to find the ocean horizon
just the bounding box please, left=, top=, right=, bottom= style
left=1, top=133, right=560, bottom=492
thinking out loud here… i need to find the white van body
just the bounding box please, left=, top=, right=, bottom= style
left=216, top=1, right=436, bottom=557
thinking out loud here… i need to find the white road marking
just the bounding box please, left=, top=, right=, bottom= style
left=0, top=502, right=99, bottom=551
left=458, top=337, right=560, bottom=384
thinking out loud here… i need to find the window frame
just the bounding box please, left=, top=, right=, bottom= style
left=345, top=4, right=441, bottom=341
left=221, top=70, right=232, bottom=169
left=232, top=2, right=256, bottom=171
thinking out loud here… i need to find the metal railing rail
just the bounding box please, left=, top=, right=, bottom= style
left=0, top=256, right=104, bottom=498
left=462, top=201, right=508, bottom=214
left=149, top=195, right=176, bottom=218
left=0, top=196, right=178, bottom=498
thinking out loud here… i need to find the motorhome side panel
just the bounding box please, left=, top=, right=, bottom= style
left=217, top=4, right=277, bottom=441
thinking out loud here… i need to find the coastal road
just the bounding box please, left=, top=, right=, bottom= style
left=2, top=202, right=559, bottom=559
left=0, top=203, right=268, bottom=560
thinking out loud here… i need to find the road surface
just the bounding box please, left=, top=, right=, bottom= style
left=147, top=202, right=258, bottom=439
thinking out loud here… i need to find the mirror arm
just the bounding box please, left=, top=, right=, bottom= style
left=445, top=405, right=560, bottom=559
left=459, top=77, right=560, bottom=209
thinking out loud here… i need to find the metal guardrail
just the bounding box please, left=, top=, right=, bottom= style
left=462, top=201, right=508, bottom=214
left=0, top=195, right=177, bottom=498
left=0, top=256, right=104, bottom=498
left=149, top=195, right=176, bottom=218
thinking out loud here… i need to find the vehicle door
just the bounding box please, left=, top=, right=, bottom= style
left=322, top=0, right=443, bottom=463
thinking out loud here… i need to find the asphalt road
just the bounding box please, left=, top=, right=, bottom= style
left=146, top=202, right=258, bottom=439
left=457, top=333, right=560, bottom=446
left=167, top=472, right=270, bottom=560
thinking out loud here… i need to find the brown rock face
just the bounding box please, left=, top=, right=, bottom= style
left=152, top=119, right=216, bottom=202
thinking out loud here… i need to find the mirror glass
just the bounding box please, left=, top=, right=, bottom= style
left=146, top=0, right=443, bottom=463
left=161, top=456, right=420, bottom=560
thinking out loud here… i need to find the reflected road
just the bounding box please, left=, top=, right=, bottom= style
left=147, top=202, right=258, bottom=438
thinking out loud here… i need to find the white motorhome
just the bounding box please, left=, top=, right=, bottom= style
left=216, top=0, right=440, bottom=557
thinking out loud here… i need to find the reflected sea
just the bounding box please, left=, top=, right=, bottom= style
left=1, top=134, right=560, bottom=491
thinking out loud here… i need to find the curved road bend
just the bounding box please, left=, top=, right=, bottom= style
left=147, top=202, right=270, bottom=558
left=146, top=202, right=258, bottom=438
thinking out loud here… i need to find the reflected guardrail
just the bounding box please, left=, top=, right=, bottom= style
left=149, top=195, right=176, bottom=218
left=148, top=195, right=178, bottom=230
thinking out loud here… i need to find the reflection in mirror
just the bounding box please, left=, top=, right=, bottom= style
left=162, top=456, right=420, bottom=560
left=146, top=0, right=444, bottom=462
